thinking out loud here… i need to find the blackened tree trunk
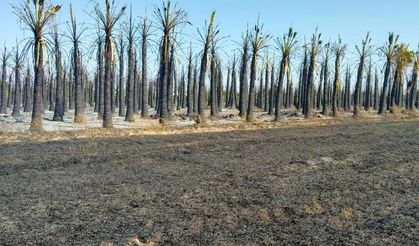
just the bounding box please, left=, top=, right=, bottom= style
left=246, top=51, right=258, bottom=121
left=210, top=47, right=217, bottom=116
left=304, top=41, right=319, bottom=119
left=238, top=33, right=249, bottom=117
left=301, top=48, right=309, bottom=115
left=117, top=33, right=125, bottom=117
left=186, top=47, right=194, bottom=115
left=53, top=37, right=64, bottom=121
left=125, top=11, right=135, bottom=122
left=322, top=49, right=330, bottom=115
left=225, top=66, right=230, bottom=108
left=264, top=61, right=269, bottom=111
left=141, top=17, right=150, bottom=118
left=364, top=61, right=372, bottom=111
left=354, top=57, right=365, bottom=116
left=0, top=47, right=8, bottom=114
left=12, top=48, right=21, bottom=117
left=30, top=36, right=45, bottom=131
left=167, top=44, right=175, bottom=117
left=268, top=62, right=275, bottom=115
left=24, top=68, right=32, bottom=112
left=274, top=57, right=287, bottom=121
left=409, top=58, right=418, bottom=110
left=103, top=33, right=114, bottom=128
left=332, top=40, right=345, bottom=117
left=217, top=61, right=223, bottom=113
left=73, top=49, right=84, bottom=123
left=373, top=69, right=379, bottom=110
left=193, top=65, right=198, bottom=113
left=230, top=60, right=238, bottom=109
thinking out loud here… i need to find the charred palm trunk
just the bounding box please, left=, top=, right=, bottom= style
left=301, top=49, right=309, bottom=114
left=268, top=63, right=275, bottom=115
left=96, top=40, right=103, bottom=115
left=210, top=47, right=217, bottom=116
left=48, top=77, right=54, bottom=112
left=12, top=51, right=21, bottom=117
left=322, top=52, right=330, bottom=115
left=332, top=53, right=342, bottom=117
left=167, top=44, right=175, bottom=117
left=118, top=37, right=125, bottom=117
left=0, top=48, right=8, bottom=114
left=409, top=61, right=418, bottom=110
left=373, top=70, right=379, bottom=110
left=103, top=33, right=113, bottom=128
left=193, top=65, right=198, bottom=113
left=354, top=58, right=365, bottom=116
left=125, top=35, right=135, bottom=121
left=364, top=62, right=372, bottom=111
left=29, top=36, right=44, bottom=131
left=230, top=60, right=238, bottom=108
left=74, top=47, right=84, bottom=123
left=264, top=62, right=269, bottom=111
left=217, top=61, right=223, bottom=113
left=186, top=48, right=193, bottom=115
left=53, top=41, right=64, bottom=121
left=274, top=57, right=287, bottom=121
left=246, top=52, right=258, bottom=122
left=238, top=38, right=249, bottom=116
left=24, top=68, right=32, bottom=113
left=198, top=40, right=210, bottom=120
left=304, top=48, right=317, bottom=118
left=141, top=18, right=149, bottom=118
left=258, top=68, right=263, bottom=109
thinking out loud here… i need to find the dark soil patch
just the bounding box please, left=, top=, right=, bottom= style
left=0, top=120, right=418, bottom=245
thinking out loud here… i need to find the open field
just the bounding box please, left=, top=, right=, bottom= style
left=0, top=118, right=418, bottom=245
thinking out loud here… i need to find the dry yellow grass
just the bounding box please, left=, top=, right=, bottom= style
left=303, top=200, right=325, bottom=215
left=340, top=208, right=354, bottom=220
left=0, top=113, right=418, bottom=145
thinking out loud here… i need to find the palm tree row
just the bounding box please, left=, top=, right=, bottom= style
left=2, top=0, right=417, bottom=132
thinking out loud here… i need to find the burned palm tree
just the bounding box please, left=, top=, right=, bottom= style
left=209, top=39, right=220, bottom=116
left=274, top=27, right=297, bottom=121
left=13, top=0, right=60, bottom=131
left=67, top=4, right=87, bottom=123
left=141, top=13, right=151, bottom=118
left=353, top=32, right=372, bottom=116
left=268, top=60, right=275, bottom=115
left=196, top=11, right=217, bottom=122
left=229, top=56, right=238, bottom=109
left=0, top=46, right=9, bottom=114
left=154, top=0, right=188, bottom=121
left=95, top=0, right=126, bottom=128
left=125, top=6, right=136, bottom=122
left=23, top=66, right=32, bottom=112
left=304, top=30, right=322, bottom=118
left=364, top=58, right=372, bottom=111
left=238, top=30, right=250, bottom=117
left=186, top=44, right=194, bottom=115
left=12, top=43, right=24, bottom=117
left=116, top=30, right=125, bottom=117
left=332, top=37, right=346, bottom=117
left=246, top=19, right=270, bottom=122
left=52, top=23, right=64, bottom=121
left=321, top=44, right=330, bottom=115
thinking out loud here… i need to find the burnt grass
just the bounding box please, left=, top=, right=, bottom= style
left=0, top=120, right=418, bottom=245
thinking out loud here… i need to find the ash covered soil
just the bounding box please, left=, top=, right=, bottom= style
left=0, top=120, right=418, bottom=245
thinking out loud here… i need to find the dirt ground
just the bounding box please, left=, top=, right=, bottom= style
left=0, top=119, right=418, bottom=245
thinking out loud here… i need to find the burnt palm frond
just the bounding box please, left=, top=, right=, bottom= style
left=275, top=27, right=298, bottom=64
